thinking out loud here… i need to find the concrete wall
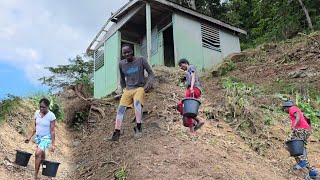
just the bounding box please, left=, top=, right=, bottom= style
left=93, top=14, right=242, bottom=98
left=172, top=13, right=241, bottom=70
left=220, top=29, right=241, bottom=58
left=94, top=31, right=121, bottom=98
left=172, top=13, right=204, bottom=70
left=202, top=47, right=223, bottom=68
left=94, top=61, right=106, bottom=98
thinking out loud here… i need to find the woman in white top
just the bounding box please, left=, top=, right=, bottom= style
left=25, top=98, right=56, bottom=180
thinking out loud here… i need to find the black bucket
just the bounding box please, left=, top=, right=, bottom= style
left=42, top=160, right=60, bottom=177
left=286, top=139, right=305, bottom=157
left=182, top=98, right=201, bottom=118
left=15, top=150, right=32, bottom=167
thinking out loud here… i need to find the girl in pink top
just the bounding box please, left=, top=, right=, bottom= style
left=283, top=101, right=318, bottom=178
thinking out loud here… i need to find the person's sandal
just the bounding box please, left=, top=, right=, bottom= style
left=293, top=160, right=308, bottom=170
left=194, top=122, right=205, bottom=131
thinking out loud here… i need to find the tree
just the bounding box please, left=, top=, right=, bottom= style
left=297, top=0, right=313, bottom=30
left=39, top=55, right=94, bottom=94
left=187, top=0, right=196, bottom=10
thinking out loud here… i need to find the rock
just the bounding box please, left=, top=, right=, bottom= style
left=310, top=135, right=318, bottom=142
left=227, top=52, right=246, bottom=63
left=299, top=66, right=309, bottom=70
left=217, top=123, right=224, bottom=129
left=72, top=141, right=80, bottom=147
left=260, top=43, right=277, bottom=51
left=211, top=70, right=220, bottom=77
left=225, top=127, right=233, bottom=132
left=288, top=70, right=307, bottom=78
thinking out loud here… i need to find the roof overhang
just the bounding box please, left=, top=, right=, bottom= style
left=86, top=0, right=247, bottom=54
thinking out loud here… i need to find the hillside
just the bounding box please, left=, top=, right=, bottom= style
left=0, top=32, right=319, bottom=180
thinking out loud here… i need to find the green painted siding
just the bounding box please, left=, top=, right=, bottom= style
left=94, top=31, right=121, bottom=98
left=135, top=44, right=142, bottom=56
left=172, top=13, right=204, bottom=71
left=94, top=64, right=106, bottom=98
left=220, top=30, right=241, bottom=58
left=157, top=32, right=164, bottom=65
left=202, top=47, right=223, bottom=69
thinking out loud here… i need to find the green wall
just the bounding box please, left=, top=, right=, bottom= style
left=150, top=32, right=163, bottom=65
left=172, top=13, right=241, bottom=71
left=172, top=13, right=204, bottom=71
left=94, top=63, right=106, bottom=98
left=94, top=31, right=121, bottom=98
left=202, top=47, right=223, bottom=69
left=135, top=44, right=142, bottom=57
left=220, top=30, right=241, bottom=58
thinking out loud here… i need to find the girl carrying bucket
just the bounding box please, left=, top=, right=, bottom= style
left=177, top=58, right=206, bottom=135
left=25, top=98, right=56, bottom=180
left=282, top=101, right=318, bottom=179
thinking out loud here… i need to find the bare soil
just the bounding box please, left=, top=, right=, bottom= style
left=1, top=32, right=320, bottom=180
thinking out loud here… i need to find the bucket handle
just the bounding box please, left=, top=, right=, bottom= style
left=50, top=147, right=59, bottom=162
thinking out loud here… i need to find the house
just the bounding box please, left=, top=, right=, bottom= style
left=86, top=0, right=246, bottom=98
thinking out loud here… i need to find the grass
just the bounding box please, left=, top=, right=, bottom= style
left=30, top=92, right=64, bottom=122
left=115, top=165, right=127, bottom=180
left=0, top=94, right=22, bottom=123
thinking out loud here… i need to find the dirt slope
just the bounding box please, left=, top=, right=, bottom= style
left=0, top=100, right=76, bottom=180
left=72, top=66, right=304, bottom=180
left=1, top=32, right=319, bottom=180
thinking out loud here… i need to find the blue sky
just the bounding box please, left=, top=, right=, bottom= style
left=0, top=0, right=127, bottom=98
left=0, top=62, right=48, bottom=98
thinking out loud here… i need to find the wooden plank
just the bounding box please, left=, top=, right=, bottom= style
left=201, top=25, right=220, bottom=34
left=201, top=34, right=220, bottom=42
left=203, top=44, right=221, bottom=52
left=94, top=3, right=145, bottom=50
left=201, top=26, right=219, bottom=34
left=87, top=1, right=137, bottom=54
left=113, top=0, right=140, bottom=18
left=146, top=2, right=152, bottom=62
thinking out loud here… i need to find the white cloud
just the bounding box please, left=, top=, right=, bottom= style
left=0, top=27, right=16, bottom=39
left=15, top=48, right=40, bottom=61
left=0, top=0, right=128, bottom=84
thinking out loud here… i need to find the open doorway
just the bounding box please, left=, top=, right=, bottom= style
left=163, top=26, right=175, bottom=67
left=120, top=41, right=135, bottom=60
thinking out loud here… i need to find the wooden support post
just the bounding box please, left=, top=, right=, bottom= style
left=146, top=3, right=152, bottom=62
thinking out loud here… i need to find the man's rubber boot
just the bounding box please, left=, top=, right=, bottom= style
left=134, top=127, right=142, bottom=139
left=110, top=131, right=120, bottom=141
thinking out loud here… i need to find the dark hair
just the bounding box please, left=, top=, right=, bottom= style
left=39, top=98, right=50, bottom=107
left=178, top=58, right=189, bottom=65
left=122, top=44, right=133, bottom=50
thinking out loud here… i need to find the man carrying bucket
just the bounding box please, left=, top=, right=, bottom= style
left=282, top=101, right=318, bottom=178
left=177, top=58, right=205, bottom=135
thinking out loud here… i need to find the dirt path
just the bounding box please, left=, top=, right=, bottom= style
left=71, top=74, right=300, bottom=180
left=0, top=122, right=75, bottom=180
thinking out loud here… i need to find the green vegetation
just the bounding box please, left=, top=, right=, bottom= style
left=115, top=165, right=127, bottom=180
left=39, top=55, right=94, bottom=95
left=72, top=111, right=89, bottom=130
left=0, top=94, right=22, bottom=123
left=169, top=0, right=320, bottom=48
left=222, top=77, right=261, bottom=125
left=31, top=93, right=64, bottom=122
left=294, top=93, right=320, bottom=126
left=219, top=61, right=236, bottom=76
